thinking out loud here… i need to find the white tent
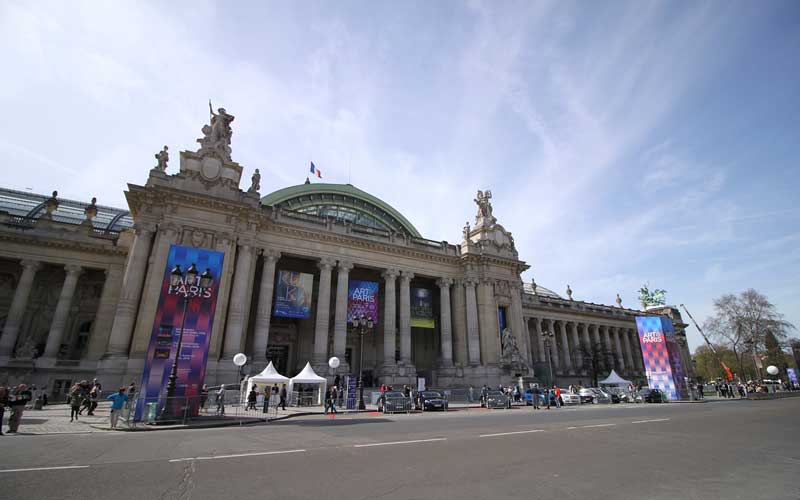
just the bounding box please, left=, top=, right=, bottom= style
left=243, top=362, right=289, bottom=403
left=288, top=362, right=327, bottom=406
left=599, top=370, right=633, bottom=387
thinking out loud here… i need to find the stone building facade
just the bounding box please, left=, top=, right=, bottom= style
left=0, top=114, right=694, bottom=398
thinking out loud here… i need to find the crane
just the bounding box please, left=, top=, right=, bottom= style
left=680, top=303, right=733, bottom=381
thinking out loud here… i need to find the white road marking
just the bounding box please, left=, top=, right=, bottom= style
left=631, top=418, right=670, bottom=424
left=354, top=438, right=447, bottom=448
left=0, top=465, right=90, bottom=473
left=480, top=430, right=544, bottom=438
left=580, top=423, right=616, bottom=428
left=567, top=426, right=578, bottom=429
left=169, top=449, right=306, bottom=462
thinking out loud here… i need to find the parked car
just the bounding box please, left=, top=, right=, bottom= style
left=559, top=391, right=581, bottom=405
left=578, top=388, right=595, bottom=404
left=636, top=388, right=665, bottom=403
left=598, top=388, right=620, bottom=404
left=415, top=391, right=449, bottom=411
left=590, top=388, right=612, bottom=404
left=484, top=390, right=512, bottom=409
left=377, top=391, right=412, bottom=413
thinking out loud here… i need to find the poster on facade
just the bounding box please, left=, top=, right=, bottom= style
left=347, top=280, right=379, bottom=324
left=134, top=244, right=225, bottom=421
left=411, top=288, right=434, bottom=328
left=787, top=368, right=798, bottom=385
left=635, top=316, right=689, bottom=400
left=273, top=270, right=314, bottom=319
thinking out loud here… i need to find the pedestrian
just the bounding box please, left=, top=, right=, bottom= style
left=0, top=386, right=8, bottom=436
left=545, top=388, right=551, bottom=409
left=468, top=385, right=474, bottom=403
left=532, top=385, right=540, bottom=410
left=69, top=384, right=83, bottom=422
left=7, top=384, right=32, bottom=433
left=324, top=386, right=337, bottom=414
left=247, top=386, right=257, bottom=411
left=216, top=385, right=226, bottom=415
left=554, top=386, right=562, bottom=408
left=200, top=384, right=209, bottom=410
left=87, top=383, right=100, bottom=416
left=106, top=387, right=128, bottom=429
left=279, top=384, right=287, bottom=410
left=481, top=385, right=488, bottom=407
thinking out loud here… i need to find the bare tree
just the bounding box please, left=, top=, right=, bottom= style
left=704, top=289, right=795, bottom=380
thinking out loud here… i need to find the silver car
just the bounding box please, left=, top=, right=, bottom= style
left=559, top=390, right=581, bottom=405
left=590, top=388, right=612, bottom=404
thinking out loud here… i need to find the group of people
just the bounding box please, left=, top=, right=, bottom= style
left=0, top=384, right=33, bottom=434
left=241, top=383, right=288, bottom=414
left=67, top=379, right=135, bottom=428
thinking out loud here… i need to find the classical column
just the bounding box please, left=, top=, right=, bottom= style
left=601, top=325, right=614, bottom=371
left=222, top=244, right=254, bottom=358
left=622, top=325, right=634, bottom=371
left=464, top=278, right=481, bottom=365
left=591, top=324, right=602, bottom=369
left=311, top=257, right=334, bottom=365
left=254, top=250, right=281, bottom=363
left=0, top=260, right=41, bottom=357
left=525, top=318, right=537, bottom=364
left=43, top=265, right=83, bottom=359
left=398, top=271, right=414, bottom=365
left=105, top=225, right=154, bottom=357
left=558, top=320, right=572, bottom=372
left=437, top=278, right=453, bottom=367
left=533, top=317, right=546, bottom=362
left=450, top=279, right=468, bottom=365
left=85, top=265, right=124, bottom=361
left=381, top=269, right=398, bottom=366
left=545, top=319, right=560, bottom=369
left=580, top=323, right=592, bottom=360
left=570, top=322, right=583, bottom=370
left=613, top=327, right=626, bottom=372
left=509, top=282, right=530, bottom=366
left=631, top=329, right=644, bottom=371
left=332, top=260, right=353, bottom=363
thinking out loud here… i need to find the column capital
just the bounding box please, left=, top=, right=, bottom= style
left=262, top=248, right=282, bottom=262
left=20, top=259, right=41, bottom=271
left=464, top=277, right=479, bottom=287
left=317, top=256, right=336, bottom=271
left=64, top=264, right=83, bottom=275
left=133, top=221, right=156, bottom=235
left=399, top=270, right=414, bottom=282
left=436, top=277, right=453, bottom=288
left=381, top=268, right=399, bottom=280
left=337, top=260, right=353, bottom=272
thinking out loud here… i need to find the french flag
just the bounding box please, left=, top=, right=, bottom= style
left=310, top=161, right=322, bottom=178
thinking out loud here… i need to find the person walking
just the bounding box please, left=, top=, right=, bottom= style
left=247, top=387, right=257, bottom=411
left=86, top=383, right=99, bottom=416
left=278, top=384, right=287, bottom=411
left=0, top=387, right=8, bottom=436
left=106, top=388, right=128, bottom=429
left=216, top=385, right=226, bottom=415
left=127, top=382, right=136, bottom=409
left=69, top=384, right=83, bottom=422
left=324, top=386, right=337, bottom=414
left=531, top=385, right=540, bottom=410
left=7, top=384, right=32, bottom=433
left=554, top=386, right=562, bottom=408
left=545, top=388, right=551, bottom=410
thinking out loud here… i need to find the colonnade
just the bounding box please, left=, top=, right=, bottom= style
left=526, top=317, right=644, bottom=376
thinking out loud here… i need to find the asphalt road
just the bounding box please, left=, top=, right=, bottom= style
left=1, top=398, right=798, bottom=500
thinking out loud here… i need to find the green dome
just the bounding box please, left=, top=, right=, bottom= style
left=261, top=183, right=422, bottom=238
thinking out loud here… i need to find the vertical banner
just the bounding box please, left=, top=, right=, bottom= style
left=411, top=288, right=434, bottom=328
left=787, top=368, right=798, bottom=386
left=273, top=270, right=314, bottom=319
left=135, top=245, right=224, bottom=421
left=347, top=280, right=379, bottom=324
left=635, top=316, right=688, bottom=400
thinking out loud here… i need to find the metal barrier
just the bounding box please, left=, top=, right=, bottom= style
left=125, top=392, right=269, bottom=426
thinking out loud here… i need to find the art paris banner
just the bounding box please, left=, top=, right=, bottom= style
left=134, top=245, right=224, bottom=421
left=411, top=288, right=434, bottom=329
left=273, top=270, right=314, bottom=319
left=347, top=280, right=379, bottom=324
left=635, top=316, right=689, bottom=400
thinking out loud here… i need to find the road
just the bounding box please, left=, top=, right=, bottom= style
left=1, top=398, right=798, bottom=500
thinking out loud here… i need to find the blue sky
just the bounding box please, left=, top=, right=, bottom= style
left=1, top=1, right=798, bottom=350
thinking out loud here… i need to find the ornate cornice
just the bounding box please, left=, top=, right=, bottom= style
left=0, top=229, right=127, bottom=257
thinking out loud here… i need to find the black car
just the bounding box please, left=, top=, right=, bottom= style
left=484, top=390, right=512, bottom=409
left=377, top=391, right=412, bottom=413
left=415, top=391, right=449, bottom=411
left=636, top=388, right=665, bottom=403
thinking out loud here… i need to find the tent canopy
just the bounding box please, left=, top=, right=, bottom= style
left=599, top=370, right=632, bottom=387
left=288, top=362, right=327, bottom=406
left=249, top=361, right=289, bottom=383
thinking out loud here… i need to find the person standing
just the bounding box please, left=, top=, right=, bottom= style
left=7, top=384, right=32, bottom=433
left=69, top=384, right=83, bottom=422
left=247, top=387, right=257, bottom=411
left=127, top=382, right=137, bottom=409
left=0, top=387, right=8, bottom=436
left=216, top=385, right=226, bottom=415
left=279, top=384, right=287, bottom=411
left=324, top=386, right=337, bottom=414
left=531, top=385, right=540, bottom=410
left=545, top=388, right=551, bottom=410
left=106, top=388, right=128, bottom=429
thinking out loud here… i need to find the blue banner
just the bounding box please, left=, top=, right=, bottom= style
left=273, top=270, right=314, bottom=319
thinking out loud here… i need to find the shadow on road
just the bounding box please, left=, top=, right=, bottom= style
left=271, top=417, right=394, bottom=427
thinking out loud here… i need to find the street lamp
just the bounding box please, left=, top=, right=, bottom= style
left=160, top=263, right=213, bottom=420
left=541, top=331, right=556, bottom=388
left=355, top=314, right=373, bottom=410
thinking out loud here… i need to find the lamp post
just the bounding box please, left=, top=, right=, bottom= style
left=541, top=331, right=556, bottom=388
left=355, top=314, right=373, bottom=411
left=160, top=263, right=213, bottom=421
